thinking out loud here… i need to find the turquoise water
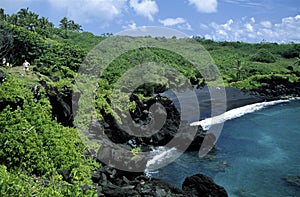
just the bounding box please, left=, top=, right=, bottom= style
left=153, top=100, right=300, bottom=196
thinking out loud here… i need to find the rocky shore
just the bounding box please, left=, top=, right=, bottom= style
left=81, top=164, right=227, bottom=197
left=40, top=76, right=300, bottom=196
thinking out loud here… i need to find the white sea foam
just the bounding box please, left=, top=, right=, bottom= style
left=145, top=98, right=297, bottom=177
left=190, top=99, right=291, bottom=130
left=145, top=146, right=179, bottom=177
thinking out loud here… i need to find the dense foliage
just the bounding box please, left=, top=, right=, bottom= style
left=1, top=8, right=300, bottom=196
left=193, top=37, right=300, bottom=86
left=0, top=8, right=100, bottom=196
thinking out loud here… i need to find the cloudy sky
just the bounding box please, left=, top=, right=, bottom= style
left=1, top=0, right=300, bottom=43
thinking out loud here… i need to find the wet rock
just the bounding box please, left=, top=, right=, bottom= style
left=283, top=176, right=300, bottom=188
left=57, top=169, right=72, bottom=184
left=100, top=95, right=205, bottom=152
left=254, top=75, right=300, bottom=99
left=90, top=162, right=228, bottom=196
left=41, top=83, right=74, bottom=127
left=182, top=174, right=228, bottom=197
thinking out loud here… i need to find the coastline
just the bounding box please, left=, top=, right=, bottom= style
left=89, top=83, right=300, bottom=196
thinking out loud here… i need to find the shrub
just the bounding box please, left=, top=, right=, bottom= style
left=250, top=48, right=276, bottom=63
left=0, top=76, right=98, bottom=196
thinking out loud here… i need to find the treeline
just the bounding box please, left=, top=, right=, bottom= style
left=193, top=36, right=300, bottom=88
left=0, top=7, right=104, bottom=67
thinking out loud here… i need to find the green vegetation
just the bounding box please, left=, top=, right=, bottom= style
left=193, top=37, right=300, bottom=86
left=1, top=8, right=300, bottom=196
left=250, top=48, right=276, bottom=63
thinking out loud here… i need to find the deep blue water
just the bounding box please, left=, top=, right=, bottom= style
left=153, top=100, right=300, bottom=197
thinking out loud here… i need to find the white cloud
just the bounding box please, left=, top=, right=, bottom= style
left=244, top=23, right=253, bottom=32
left=158, top=17, right=186, bottom=26
left=122, top=22, right=137, bottom=29
left=221, top=19, right=233, bottom=30
left=223, top=0, right=264, bottom=8
left=188, top=0, right=217, bottom=13
left=205, top=15, right=300, bottom=43
left=158, top=17, right=192, bottom=31
left=178, top=22, right=192, bottom=31
left=47, top=0, right=127, bottom=23
left=129, top=0, right=158, bottom=21
left=200, top=23, right=209, bottom=29
left=260, top=21, right=272, bottom=28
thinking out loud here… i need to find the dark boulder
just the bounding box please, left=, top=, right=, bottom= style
left=182, top=174, right=228, bottom=197
left=101, top=95, right=205, bottom=152
left=90, top=164, right=228, bottom=197
left=254, top=75, right=300, bottom=99
left=91, top=164, right=186, bottom=197
left=41, top=82, right=74, bottom=127
left=283, top=176, right=300, bottom=188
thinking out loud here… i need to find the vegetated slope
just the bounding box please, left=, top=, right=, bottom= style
left=194, top=37, right=300, bottom=92
left=0, top=8, right=102, bottom=196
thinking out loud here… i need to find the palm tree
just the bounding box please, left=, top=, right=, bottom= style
left=234, top=59, right=243, bottom=81
left=17, top=7, right=29, bottom=26
left=27, top=12, right=39, bottom=31
left=38, top=17, right=54, bottom=29
left=0, top=8, right=7, bottom=21
left=68, top=20, right=82, bottom=32
left=36, top=17, right=54, bottom=37
left=7, top=14, right=18, bottom=26
left=59, top=17, right=69, bottom=30
left=59, top=17, right=82, bottom=37
left=59, top=17, right=69, bottom=38
left=0, top=21, right=13, bottom=58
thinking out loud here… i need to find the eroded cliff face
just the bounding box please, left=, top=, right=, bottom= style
left=253, top=75, right=300, bottom=99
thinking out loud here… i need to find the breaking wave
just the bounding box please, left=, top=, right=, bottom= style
left=190, top=99, right=292, bottom=130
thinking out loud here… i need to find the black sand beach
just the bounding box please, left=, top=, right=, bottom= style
left=161, top=86, right=264, bottom=122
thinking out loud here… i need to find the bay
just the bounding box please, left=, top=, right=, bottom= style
left=152, top=100, right=300, bottom=197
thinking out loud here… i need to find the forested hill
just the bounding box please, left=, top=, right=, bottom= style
left=1, top=8, right=300, bottom=196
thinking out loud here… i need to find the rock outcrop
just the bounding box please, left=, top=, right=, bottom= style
left=254, top=75, right=300, bottom=99
left=101, top=95, right=207, bottom=152
left=79, top=164, right=228, bottom=197
left=182, top=174, right=228, bottom=197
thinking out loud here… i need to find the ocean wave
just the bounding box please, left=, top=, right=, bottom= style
left=190, top=99, right=291, bottom=130
left=145, top=146, right=179, bottom=177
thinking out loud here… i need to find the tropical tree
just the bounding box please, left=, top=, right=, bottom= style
left=59, top=17, right=68, bottom=29
left=0, top=21, right=13, bottom=59
left=17, top=7, right=29, bottom=26
left=59, top=17, right=69, bottom=38
left=26, top=11, right=39, bottom=31
left=235, top=59, right=243, bottom=81
left=59, top=17, right=82, bottom=38
left=36, top=17, right=54, bottom=37
left=0, top=8, right=7, bottom=21
left=7, top=14, right=18, bottom=26
left=68, top=19, right=82, bottom=32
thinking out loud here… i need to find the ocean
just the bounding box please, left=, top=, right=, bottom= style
left=150, top=99, right=300, bottom=196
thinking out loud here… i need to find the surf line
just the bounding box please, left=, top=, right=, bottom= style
left=190, top=99, right=292, bottom=130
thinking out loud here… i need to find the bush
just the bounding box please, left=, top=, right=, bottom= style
left=250, top=48, right=276, bottom=63
left=0, top=76, right=98, bottom=196
left=281, top=45, right=300, bottom=58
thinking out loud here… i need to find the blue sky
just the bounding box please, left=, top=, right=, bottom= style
left=1, top=0, right=300, bottom=43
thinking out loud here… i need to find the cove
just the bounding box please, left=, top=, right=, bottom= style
left=152, top=100, right=300, bottom=196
